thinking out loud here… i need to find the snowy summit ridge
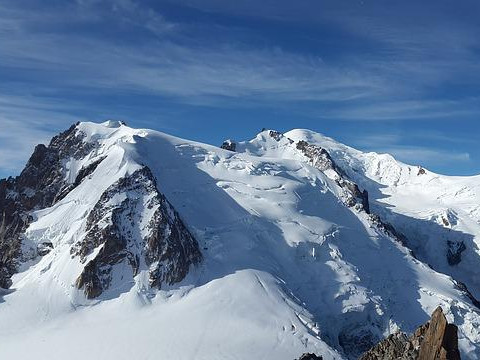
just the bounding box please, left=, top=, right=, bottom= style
left=1, top=122, right=480, bottom=360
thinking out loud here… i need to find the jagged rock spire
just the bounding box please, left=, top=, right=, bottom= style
left=360, top=307, right=460, bottom=360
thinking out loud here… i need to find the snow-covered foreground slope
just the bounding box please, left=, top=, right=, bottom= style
left=1, top=122, right=479, bottom=359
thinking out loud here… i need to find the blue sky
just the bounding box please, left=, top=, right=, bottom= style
left=0, top=0, right=479, bottom=178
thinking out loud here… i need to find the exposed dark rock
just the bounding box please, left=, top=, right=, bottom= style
left=446, top=241, right=466, bottom=266
left=360, top=307, right=460, bottom=360
left=55, top=156, right=106, bottom=202
left=268, top=130, right=284, bottom=141
left=72, top=167, right=202, bottom=299
left=296, top=140, right=338, bottom=172
left=360, top=331, right=414, bottom=360
left=295, top=140, right=370, bottom=214
left=37, top=242, right=54, bottom=256
left=297, top=353, right=323, bottom=360
left=336, top=178, right=371, bottom=214
left=295, top=136, right=424, bottom=267
left=0, top=123, right=96, bottom=288
left=418, top=167, right=427, bottom=176
left=454, top=281, right=480, bottom=309
left=220, top=139, right=237, bottom=152
left=369, top=214, right=410, bottom=247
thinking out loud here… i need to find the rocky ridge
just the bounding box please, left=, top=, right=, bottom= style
left=73, top=166, right=202, bottom=298
left=257, top=130, right=480, bottom=310
left=259, top=130, right=417, bottom=252
left=0, top=123, right=93, bottom=288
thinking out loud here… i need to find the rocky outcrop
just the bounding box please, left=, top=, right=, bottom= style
left=454, top=281, right=480, bottom=309
left=55, top=156, right=106, bottom=202
left=220, top=139, right=237, bottom=152
left=446, top=241, right=466, bottom=266
left=297, top=354, right=323, bottom=360
left=360, top=307, right=460, bottom=360
left=261, top=131, right=371, bottom=214
left=268, top=130, right=288, bottom=142
left=368, top=213, right=411, bottom=250
left=0, top=123, right=96, bottom=288
left=296, top=140, right=337, bottom=172
left=72, top=167, right=202, bottom=298
left=295, top=139, right=370, bottom=214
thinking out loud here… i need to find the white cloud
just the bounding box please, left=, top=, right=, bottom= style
left=0, top=0, right=478, bottom=177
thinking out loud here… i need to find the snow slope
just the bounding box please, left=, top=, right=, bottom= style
left=286, top=129, right=480, bottom=302
left=1, top=122, right=479, bottom=360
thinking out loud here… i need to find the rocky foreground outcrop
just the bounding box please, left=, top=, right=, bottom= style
left=360, top=307, right=460, bottom=360
left=295, top=307, right=460, bottom=360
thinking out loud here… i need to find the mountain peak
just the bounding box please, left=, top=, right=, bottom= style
left=101, top=120, right=127, bottom=128
left=1, top=122, right=480, bottom=359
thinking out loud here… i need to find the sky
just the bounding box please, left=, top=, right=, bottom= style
left=1, top=0, right=479, bottom=178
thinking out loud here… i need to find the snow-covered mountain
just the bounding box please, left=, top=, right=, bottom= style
left=0, top=121, right=479, bottom=360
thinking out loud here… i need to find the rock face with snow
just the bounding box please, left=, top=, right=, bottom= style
left=285, top=129, right=480, bottom=308
left=0, top=123, right=94, bottom=288
left=1, top=122, right=480, bottom=360
left=72, top=167, right=201, bottom=298
left=220, top=139, right=237, bottom=152
left=0, top=122, right=201, bottom=299
left=295, top=138, right=370, bottom=213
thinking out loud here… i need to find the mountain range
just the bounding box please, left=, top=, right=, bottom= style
left=1, top=121, right=479, bottom=359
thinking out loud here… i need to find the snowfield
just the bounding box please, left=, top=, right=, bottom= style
left=1, top=121, right=479, bottom=359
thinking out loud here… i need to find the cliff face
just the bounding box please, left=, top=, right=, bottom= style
left=360, top=307, right=460, bottom=360
left=0, top=123, right=91, bottom=288
left=72, top=167, right=202, bottom=298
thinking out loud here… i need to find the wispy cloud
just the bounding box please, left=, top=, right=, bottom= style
left=0, top=0, right=479, bottom=176
left=1, top=0, right=479, bottom=115
left=0, top=95, right=81, bottom=176
left=0, top=31, right=384, bottom=104
left=316, top=98, right=480, bottom=121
